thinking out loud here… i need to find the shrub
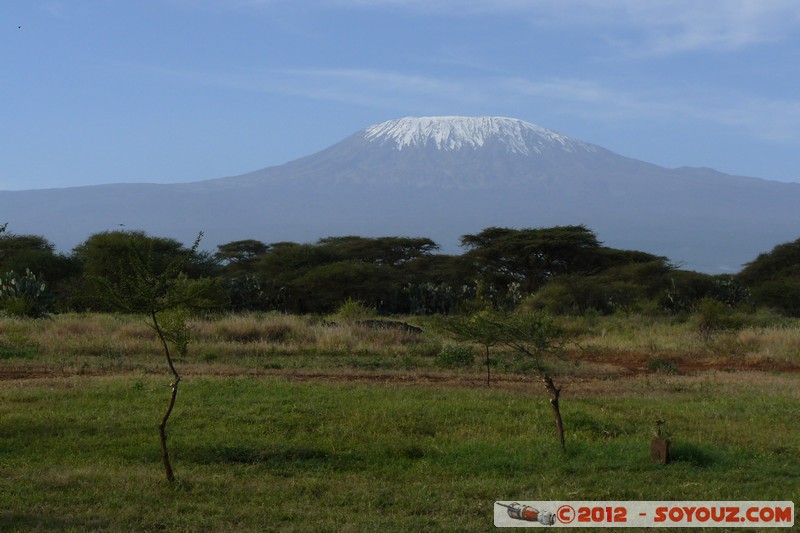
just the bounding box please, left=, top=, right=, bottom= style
left=693, top=297, right=743, bottom=335
left=214, top=316, right=266, bottom=343
left=748, top=279, right=800, bottom=317
left=524, top=276, right=645, bottom=316
left=330, top=298, right=375, bottom=323
left=0, top=324, right=37, bottom=359
left=647, top=358, right=678, bottom=374
left=405, top=339, right=443, bottom=358
left=436, top=345, right=475, bottom=368
left=259, top=314, right=308, bottom=343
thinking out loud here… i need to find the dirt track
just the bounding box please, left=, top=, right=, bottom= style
left=2, top=355, right=798, bottom=397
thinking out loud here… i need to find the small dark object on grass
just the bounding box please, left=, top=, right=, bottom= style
left=651, top=419, right=671, bottom=464
left=648, top=358, right=678, bottom=374
left=356, top=319, right=423, bottom=334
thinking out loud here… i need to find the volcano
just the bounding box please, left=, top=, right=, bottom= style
left=2, top=116, right=799, bottom=272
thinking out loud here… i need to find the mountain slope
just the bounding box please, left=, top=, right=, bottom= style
left=2, top=116, right=799, bottom=273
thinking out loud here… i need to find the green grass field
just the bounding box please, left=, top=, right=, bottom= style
left=2, top=370, right=798, bottom=531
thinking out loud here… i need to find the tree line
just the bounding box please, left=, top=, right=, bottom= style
left=1, top=223, right=798, bottom=317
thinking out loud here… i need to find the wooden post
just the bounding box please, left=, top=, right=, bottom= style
left=651, top=438, right=670, bottom=464
left=650, top=419, right=670, bottom=464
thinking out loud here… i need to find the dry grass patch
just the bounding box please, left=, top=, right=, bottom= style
left=3, top=312, right=797, bottom=380
left=568, top=314, right=800, bottom=368
left=30, top=314, right=160, bottom=358
left=736, top=325, right=800, bottom=364
left=114, top=320, right=153, bottom=340
left=193, top=313, right=313, bottom=344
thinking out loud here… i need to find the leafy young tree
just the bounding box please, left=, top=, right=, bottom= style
left=440, top=310, right=568, bottom=452
left=96, top=232, right=223, bottom=482
left=438, top=310, right=503, bottom=386
left=487, top=311, right=567, bottom=452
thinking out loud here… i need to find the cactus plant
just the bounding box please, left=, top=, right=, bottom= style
left=0, top=268, right=51, bottom=317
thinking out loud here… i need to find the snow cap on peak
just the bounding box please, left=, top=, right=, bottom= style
left=364, top=116, right=582, bottom=155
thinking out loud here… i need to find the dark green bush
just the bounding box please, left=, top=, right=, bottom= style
left=436, top=345, right=475, bottom=368
left=647, top=358, right=678, bottom=374
left=693, top=297, right=743, bottom=334
left=0, top=269, right=52, bottom=318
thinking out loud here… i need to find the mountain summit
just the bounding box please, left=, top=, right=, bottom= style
left=1, top=115, right=799, bottom=272
left=220, top=115, right=614, bottom=189
left=363, top=116, right=594, bottom=155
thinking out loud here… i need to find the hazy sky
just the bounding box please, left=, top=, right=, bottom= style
left=4, top=1, right=800, bottom=190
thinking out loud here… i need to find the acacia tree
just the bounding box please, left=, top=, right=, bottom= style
left=438, top=310, right=502, bottom=386
left=215, top=239, right=269, bottom=272
left=95, top=232, right=222, bottom=482
left=737, top=236, right=800, bottom=316
left=441, top=309, right=568, bottom=452
left=489, top=311, right=567, bottom=453
left=460, top=225, right=602, bottom=297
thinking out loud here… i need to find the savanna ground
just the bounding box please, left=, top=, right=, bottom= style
left=1, top=312, right=799, bottom=531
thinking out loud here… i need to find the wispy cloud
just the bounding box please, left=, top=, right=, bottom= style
left=186, top=0, right=800, bottom=54
left=267, top=68, right=484, bottom=107
left=693, top=96, right=800, bottom=142
left=127, top=61, right=800, bottom=143
left=409, top=0, right=800, bottom=54
left=599, top=0, right=800, bottom=55
left=123, top=63, right=484, bottom=109
left=497, top=74, right=800, bottom=142
left=42, top=1, right=69, bottom=19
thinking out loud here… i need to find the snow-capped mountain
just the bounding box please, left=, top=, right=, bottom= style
left=2, top=116, right=799, bottom=273
left=363, top=116, right=594, bottom=155
left=210, top=115, right=639, bottom=189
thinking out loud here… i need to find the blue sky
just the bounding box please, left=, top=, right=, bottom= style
left=3, top=0, right=800, bottom=190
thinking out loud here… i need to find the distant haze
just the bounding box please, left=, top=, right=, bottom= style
left=2, top=116, right=799, bottom=273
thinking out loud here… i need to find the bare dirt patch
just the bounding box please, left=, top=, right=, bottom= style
left=0, top=365, right=138, bottom=382
left=0, top=366, right=65, bottom=381
left=2, top=351, right=798, bottom=398
left=249, top=367, right=800, bottom=397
